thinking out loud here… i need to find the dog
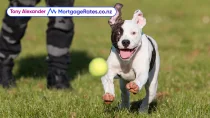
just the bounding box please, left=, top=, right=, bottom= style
left=101, top=3, right=160, bottom=112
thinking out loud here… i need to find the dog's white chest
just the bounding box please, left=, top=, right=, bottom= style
left=116, top=63, right=136, bottom=81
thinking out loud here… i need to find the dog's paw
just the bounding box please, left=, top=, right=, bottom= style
left=102, top=93, right=115, bottom=104
left=126, top=81, right=139, bottom=94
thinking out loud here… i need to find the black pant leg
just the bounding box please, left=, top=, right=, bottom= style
left=45, top=0, right=75, bottom=70
left=0, top=0, right=41, bottom=64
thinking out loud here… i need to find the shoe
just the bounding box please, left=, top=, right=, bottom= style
left=47, top=67, right=72, bottom=89
left=0, top=59, right=16, bottom=88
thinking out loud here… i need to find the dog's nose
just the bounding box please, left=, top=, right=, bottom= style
left=122, top=40, right=130, bottom=47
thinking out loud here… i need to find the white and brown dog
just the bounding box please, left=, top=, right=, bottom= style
left=101, top=3, right=160, bottom=112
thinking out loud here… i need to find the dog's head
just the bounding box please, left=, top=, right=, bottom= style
left=109, top=3, right=146, bottom=61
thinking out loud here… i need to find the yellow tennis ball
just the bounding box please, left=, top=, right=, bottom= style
left=89, top=57, right=108, bottom=77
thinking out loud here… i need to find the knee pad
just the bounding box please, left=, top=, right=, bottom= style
left=53, top=17, right=74, bottom=31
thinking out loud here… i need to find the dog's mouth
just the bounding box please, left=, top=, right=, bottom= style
left=118, top=47, right=137, bottom=59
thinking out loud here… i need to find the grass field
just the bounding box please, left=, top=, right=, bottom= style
left=0, top=0, right=210, bottom=117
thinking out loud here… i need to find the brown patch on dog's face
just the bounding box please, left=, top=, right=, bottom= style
left=108, top=3, right=123, bottom=28
left=108, top=3, right=124, bottom=49
left=111, top=21, right=124, bottom=49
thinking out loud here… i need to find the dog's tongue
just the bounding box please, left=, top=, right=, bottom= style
left=120, top=50, right=132, bottom=59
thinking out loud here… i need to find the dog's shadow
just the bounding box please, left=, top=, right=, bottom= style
left=14, top=50, right=92, bottom=80
left=130, top=99, right=158, bottom=114
left=104, top=99, right=158, bottom=114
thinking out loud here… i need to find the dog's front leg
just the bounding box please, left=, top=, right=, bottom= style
left=101, top=70, right=117, bottom=104
left=126, top=71, right=149, bottom=112
left=134, top=72, right=150, bottom=112
left=126, top=72, right=148, bottom=94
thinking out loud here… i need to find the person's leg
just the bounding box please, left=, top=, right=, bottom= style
left=0, top=0, right=40, bottom=88
left=45, top=0, right=75, bottom=89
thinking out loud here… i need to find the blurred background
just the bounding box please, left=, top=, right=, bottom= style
left=0, top=0, right=209, bottom=117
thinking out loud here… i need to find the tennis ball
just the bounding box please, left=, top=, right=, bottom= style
left=89, top=57, right=108, bottom=77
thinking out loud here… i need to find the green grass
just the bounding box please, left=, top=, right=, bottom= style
left=0, top=0, right=210, bottom=117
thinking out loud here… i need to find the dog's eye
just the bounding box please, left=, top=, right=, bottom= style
left=118, top=31, right=121, bottom=35
left=131, top=31, right=136, bottom=35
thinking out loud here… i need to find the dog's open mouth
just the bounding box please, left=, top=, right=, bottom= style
left=118, top=48, right=137, bottom=59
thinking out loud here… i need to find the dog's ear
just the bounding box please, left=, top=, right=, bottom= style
left=132, top=10, right=146, bottom=28
left=108, top=3, right=123, bottom=28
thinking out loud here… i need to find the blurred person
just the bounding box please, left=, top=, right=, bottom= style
left=0, top=0, right=75, bottom=89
